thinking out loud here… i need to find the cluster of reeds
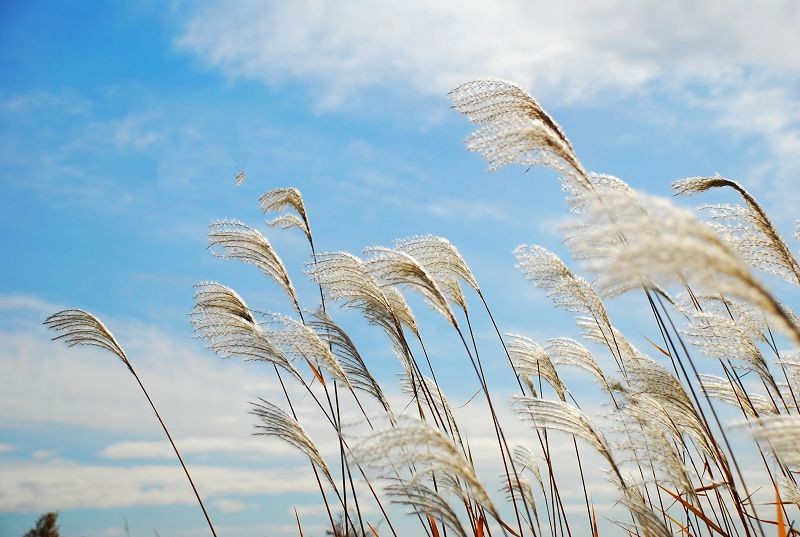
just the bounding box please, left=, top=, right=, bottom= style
left=46, top=80, right=800, bottom=536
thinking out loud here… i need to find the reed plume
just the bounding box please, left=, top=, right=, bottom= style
left=449, top=79, right=587, bottom=187
left=394, top=234, right=480, bottom=313
left=208, top=219, right=301, bottom=313
left=353, top=417, right=497, bottom=516
left=260, top=187, right=312, bottom=243
left=190, top=282, right=302, bottom=380
left=364, top=246, right=457, bottom=328
left=505, top=333, right=566, bottom=401
left=673, top=175, right=800, bottom=285
left=251, top=398, right=336, bottom=487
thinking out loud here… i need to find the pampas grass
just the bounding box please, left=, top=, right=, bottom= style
left=47, top=79, right=800, bottom=537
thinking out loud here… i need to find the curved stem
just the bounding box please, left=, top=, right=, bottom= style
left=128, top=365, right=217, bottom=537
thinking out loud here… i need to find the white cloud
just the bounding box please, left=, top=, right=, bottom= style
left=111, top=114, right=163, bottom=150
left=176, top=1, right=800, bottom=107
left=0, top=460, right=316, bottom=512
left=0, top=294, right=62, bottom=315
left=175, top=1, right=800, bottom=219
left=0, top=443, right=14, bottom=454
left=335, top=168, right=509, bottom=222
left=100, top=437, right=297, bottom=460
left=212, top=498, right=256, bottom=514
left=426, top=199, right=507, bottom=222
left=0, top=91, right=89, bottom=115
left=31, top=450, right=58, bottom=459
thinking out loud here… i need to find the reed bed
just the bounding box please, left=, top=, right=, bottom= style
left=47, top=80, right=800, bottom=536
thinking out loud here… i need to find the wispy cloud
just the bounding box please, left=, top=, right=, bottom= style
left=99, top=437, right=297, bottom=460
left=212, top=498, right=256, bottom=514
left=337, top=168, right=508, bottom=222
left=0, top=294, right=62, bottom=315
left=0, top=460, right=316, bottom=512
left=176, top=1, right=799, bottom=107
left=175, top=1, right=800, bottom=219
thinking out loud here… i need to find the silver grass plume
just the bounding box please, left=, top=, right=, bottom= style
left=499, top=473, right=539, bottom=529
left=545, top=337, right=615, bottom=394
left=384, top=478, right=467, bottom=537
left=562, top=175, right=656, bottom=298
left=698, top=374, right=777, bottom=418
left=260, top=187, right=311, bottom=242
left=208, top=220, right=301, bottom=313
left=364, top=246, right=457, bottom=327
left=305, top=252, right=402, bottom=347
left=620, top=486, right=672, bottom=537
left=449, top=79, right=588, bottom=187
left=190, top=282, right=301, bottom=380
left=566, top=172, right=639, bottom=214
left=673, top=175, right=800, bottom=285
left=267, top=214, right=312, bottom=243
left=400, top=375, right=463, bottom=447
left=512, top=446, right=545, bottom=496
left=382, top=286, right=421, bottom=339
left=268, top=314, right=351, bottom=388
left=626, top=359, right=718, bottom=463
left=779, top=477, right=800, bottom=506
left=745, top=415, right=800, bottom=468
left=449, top=80, right=573, bottom=150
left=568, top=187, right=800, bottom=343
left=352, top=417, right=497, bottom=514
left=394, top=235, right=480, bottom=312
left=505, top=333, right=566, bottom=401
left=575, top=316, right=643, bottom=372
left=44, top=309, right=129, bottom=368
left=423, top=471, right=470, bottom=503
left=778, top=354, right=800, bottom=395
left=512, top=397, right=621, bottom=485
left=250, top=399, right=335, bottom=487
left=513, top=245, right=618, bottom=357
left=683, top=311, right=776, bottom=390
left=308, top=310, right=392, bottom=414
left=620, top=394, right=697, bottom=498
left=680, top=293, right=770, bottom=343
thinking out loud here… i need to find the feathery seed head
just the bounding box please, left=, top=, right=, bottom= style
left=44, top=309, right=129, bottom=367
left=568, top=187, right=800, bottom=342
left=745, top=415, right=800, bottom=468
left=268, top=314, right=351, bottom=387
left=308, top=310, right=392, bottom=414
left=208, top=220, right=300, bottom=310
left=250, top=399, right=334, bottom=487
left=512, top=396, right=618, bottom=478
left=698, top=374, right=777, bottom=419
left=259, top=188, right=308, bottom=224
left=450, top=79, right=587, bottom=186
left=352, top=417, right=496, bottom=514
left=394, top=235, right=479, bottom=312
left=506, top=333, right=566, bottom=401
left=364, top=247, right=457, bottom=327
left=190, top=282, right=300, bottom=379
left=546, top=337, right=614, bottom=394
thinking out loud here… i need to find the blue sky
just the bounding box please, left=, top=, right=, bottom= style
left=1, top=1, right=799, bottom=536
